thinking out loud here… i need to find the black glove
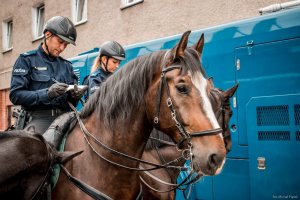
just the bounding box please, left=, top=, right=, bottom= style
left=48, top=83, right=68, bottom=99
left=68, top=84, right=88, bottom=100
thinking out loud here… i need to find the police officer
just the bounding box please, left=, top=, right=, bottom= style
left=87, top=41, right=126, bottom=98
left=9, top=16, right=87, bottom=134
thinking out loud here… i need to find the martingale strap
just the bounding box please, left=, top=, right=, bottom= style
left=60, top=165, right=113, bottom=200
left=61, top=165, right=143, bottom=200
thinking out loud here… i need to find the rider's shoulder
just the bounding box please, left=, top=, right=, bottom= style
left=58, top=56, right=72, bottom=65
left=20, top=50, right=37, bottom=57
left=90, top=69, right=101, bottom=77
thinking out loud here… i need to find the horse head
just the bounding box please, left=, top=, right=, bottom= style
left=146, top=31, right=227, bottom=176
left=209, top=80, right=239, bottom=153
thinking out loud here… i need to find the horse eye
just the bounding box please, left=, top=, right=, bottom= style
left=176, top=84, right=189, bottom=94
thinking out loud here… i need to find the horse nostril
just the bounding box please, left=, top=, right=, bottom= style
left=208, top=153, right=222, bottom=171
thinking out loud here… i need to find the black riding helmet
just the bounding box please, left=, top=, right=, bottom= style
left=43, top=16, right=77, bottom=46
left=99, top=41, right=126, bottom=61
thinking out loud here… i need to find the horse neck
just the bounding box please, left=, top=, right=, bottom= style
left=85, top=110, right=153, bottom=165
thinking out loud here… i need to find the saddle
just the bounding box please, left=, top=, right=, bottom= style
left=43, top=111, right=77, bottom=150
left=42, top=112, right=78, bottom=194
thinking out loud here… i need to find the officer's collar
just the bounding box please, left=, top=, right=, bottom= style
left=38, top=44, right=57, bottom=61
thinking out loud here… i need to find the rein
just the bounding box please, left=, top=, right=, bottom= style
left=61, top=55, right=223, bottom=198
left=142, top=88, right=229, bottom=194
left=69, top=102, right=186, bottom=171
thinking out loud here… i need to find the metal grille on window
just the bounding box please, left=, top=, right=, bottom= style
left=256, top=105, right=289, bottom=126
left=295, top=104, right=300, bottom=125
left=258, top=131, right=290, bottom=141
left=296, top=131, right=300, bottom=141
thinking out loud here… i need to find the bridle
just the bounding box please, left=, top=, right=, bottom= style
left=62, top=53, right=224, bottom=199
left=140, top=85, right=230, bottom=195
left=153, top=63, right=223, bottom=150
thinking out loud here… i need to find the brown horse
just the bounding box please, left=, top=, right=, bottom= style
left=140, top=84, right=238, bottom=200
left=52, top=31, right=226, bottom=200
left=0, top=130, right=81, bottom=200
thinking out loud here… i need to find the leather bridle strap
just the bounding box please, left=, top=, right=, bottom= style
left=139, top=167, right=197, bottom=193
left=60, top=165, right=113, bottom=200
left=189, top=128, right=223, bottom=137
left=153, top=65, right=224, bottom=150
left=68, top=102, right=186, bottom=172
left=154, top=65, right=181, bottom=126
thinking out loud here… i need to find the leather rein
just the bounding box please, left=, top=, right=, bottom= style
left=61, top=61, right=224, bottom=199
left=140, top=84, right=229, bottom=194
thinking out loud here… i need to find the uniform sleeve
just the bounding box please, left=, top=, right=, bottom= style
left=88, top=74, right=102, bottom=97
left=9, top=56, right=51, bottom=107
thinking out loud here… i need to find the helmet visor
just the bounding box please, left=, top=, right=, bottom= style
left=56, top=34, right=76, bottom=46
left=112, top=55, right=126, bottom=61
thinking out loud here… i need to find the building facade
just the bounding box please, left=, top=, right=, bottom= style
left=0, top=0, right=285, bottom=130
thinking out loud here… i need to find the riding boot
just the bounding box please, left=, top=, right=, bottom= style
left=43, top=112, right=76, bottom=149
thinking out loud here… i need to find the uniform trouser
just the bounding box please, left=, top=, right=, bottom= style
left=24, top=109, right=65, bottom=134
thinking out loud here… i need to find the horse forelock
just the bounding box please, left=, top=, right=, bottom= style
left=80, top=51, right=166, bottom=129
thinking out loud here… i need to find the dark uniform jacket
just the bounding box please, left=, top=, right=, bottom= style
left=88, top=67, right=111, bottom=97
left=10, top=44, right=78, bottom=111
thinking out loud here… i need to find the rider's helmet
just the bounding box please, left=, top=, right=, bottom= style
left=99, top=41, right=126, bottom=60
left=43, top=16, right=77, bottom=46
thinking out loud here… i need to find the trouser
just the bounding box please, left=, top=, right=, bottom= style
left=24, top=109, right=65, bottom=134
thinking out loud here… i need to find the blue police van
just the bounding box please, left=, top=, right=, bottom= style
left=69, top=6, right=300, bottom=200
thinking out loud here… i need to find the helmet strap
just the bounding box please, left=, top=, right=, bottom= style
left=44, top=35, right=55, bottom=61
left=100, top=56, right=112, bottom=74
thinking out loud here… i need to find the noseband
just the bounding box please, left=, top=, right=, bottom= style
left=153, top=65, right=223, bottom=149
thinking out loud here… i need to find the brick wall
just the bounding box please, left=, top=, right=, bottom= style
left=0, top=89, right=12, bottom=131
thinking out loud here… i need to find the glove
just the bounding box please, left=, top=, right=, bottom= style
left=48, top=83, right=68, bottom=99
left=68, top=84, right=88, bottom=100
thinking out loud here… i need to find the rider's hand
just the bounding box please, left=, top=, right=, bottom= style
left=48, top=83, right=68, bottom=99
left=68, top=84, right=88, bottom=100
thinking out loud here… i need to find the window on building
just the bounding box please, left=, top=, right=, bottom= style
left=2, top=19, right=13, bottom=51
left=121, top=0, right=143, bottom=10
left=32, top=4, right=45, bottom=40
left=72, top=0, right=87, bottom=25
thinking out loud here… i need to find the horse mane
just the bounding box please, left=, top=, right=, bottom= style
left=80, top=46, right=208, bottom=130
left=80, top=51, right=165, bottom=129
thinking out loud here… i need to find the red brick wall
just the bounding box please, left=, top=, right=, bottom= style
left=0, top=89, right=12, bottom=131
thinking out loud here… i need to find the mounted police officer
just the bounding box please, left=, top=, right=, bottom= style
left=10, top=16, right=87, bottom=134
left=87, top=41, right=126, bottom=99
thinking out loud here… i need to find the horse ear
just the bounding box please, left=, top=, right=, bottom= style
left=171, top=30, right=191, bottom=60
left=208, top=77, right=214, bottom=88
left=192, top=33, right=204, bottom=56
left=57, top=150, right=84, bottom=164
left=224, top=83, right=239, bottom=98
